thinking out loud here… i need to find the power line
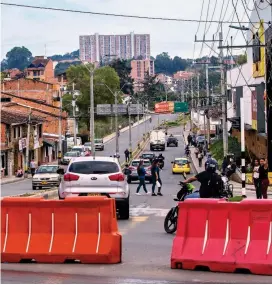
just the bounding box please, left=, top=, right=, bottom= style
left=205, top=0, right=219, bottom=35
left=0, top=2, right=261, bottom=24
left=193, top=0, right=205, bottom=61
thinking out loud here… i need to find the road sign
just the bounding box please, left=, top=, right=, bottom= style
left=97, top=104, right=112, bottom=115
left=112, top=104, right=127, bottom=114
left=174, top=102, right=188, bottom=113
left=129, top=104, right=144, bottom=115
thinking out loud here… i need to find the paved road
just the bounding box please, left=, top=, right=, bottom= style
left=2, top=126, right=271, bottom=284
left=1, top=114, right=177, bottom=198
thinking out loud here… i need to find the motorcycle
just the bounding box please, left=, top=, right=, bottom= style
left=185, top=149, right=190, bottom=157
left=164, top=174, right=198, bottom=234
left=156, top=157, right=164, bottom=169
left=221, top=174, right=234, bottom=198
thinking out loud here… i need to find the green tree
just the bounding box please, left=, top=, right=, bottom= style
left=1, top=59, right=8, bottom=71
left=66, top=64, right=120, bottom=128
left=237, top=53, right=247, bottom=65
left=1, top=72, right=7, bottom=82
left=5, top=46, right=32, bottom=70
left=109, top=59, right=134, bottom=94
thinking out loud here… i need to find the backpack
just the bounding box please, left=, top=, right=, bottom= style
left=208, top=173, right=223, bottom=197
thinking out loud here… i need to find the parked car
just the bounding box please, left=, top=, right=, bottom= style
left=61, top=151, right=80, bottom=165
left=58, top=156, right=130, bottom=219
left=171, top=157, right=191, bottom=174
left=127, top=159, right=152, bottom=184
left=32, top=165, right=64, bottom=190
left=140, top=152, right=155, bottom=162
left=71, top=145, right=85, bottom=156
left=167, top=136, right=178, bottom=147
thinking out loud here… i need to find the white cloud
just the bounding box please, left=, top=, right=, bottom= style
left=1, top=0, right=247, bottom=59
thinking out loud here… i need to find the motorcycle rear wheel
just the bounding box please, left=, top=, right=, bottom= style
left=164, top=207, right=178, bottom=234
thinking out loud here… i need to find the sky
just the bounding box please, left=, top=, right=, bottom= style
left=1, top=0, right=252, bottom=60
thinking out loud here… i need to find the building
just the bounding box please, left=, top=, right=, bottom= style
left=25, top=56, right=55, bottom=83
left=226, top=0, right=270, bottom=160
left=1, top=108, right=43, bottom=177
left=79, top=32, right=150, bottom=62
left=173, top=71, right=194, bottom=80
left=2, top=68, right=24, bottom=81
left=130, top=59, right=155, bottom=81
left=156, top=73, right=173, bottom=85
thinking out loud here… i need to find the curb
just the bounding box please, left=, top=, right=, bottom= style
left=1, top=176, right=31, bottom=186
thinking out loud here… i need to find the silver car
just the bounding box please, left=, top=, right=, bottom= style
left=32, top=165, right=64, bottom=190
left=61, top=151, right=80, bottom=165
left=58, top=156, right=130, bottom=219
left=127, top=159, right=152, bottom=184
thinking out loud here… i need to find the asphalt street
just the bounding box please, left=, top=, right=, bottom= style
left=2, top=125, right=271, bottom=284
left=0, top=114, right=177, bottom=198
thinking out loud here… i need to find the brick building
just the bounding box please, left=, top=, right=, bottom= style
left=1, top=108, right=43, bottom=177
left=173, top=71, right=194, bottom=80
left=25, top=56, right=55, bottom=83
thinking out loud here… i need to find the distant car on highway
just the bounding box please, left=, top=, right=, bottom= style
left=171, top=157, right=191, bottom=174
left=61, top=151, right=80, bottom=165
left=140, top=152, right=156, bottom=162
left=32, top=165, right=64, bottom=190
left=167, top=136, right=178, bottom=147
left=127, top=159, right=152, bottom=184
left=94, top=139, right=104, bottom=151
left=58, top=156, right=130, bottom=219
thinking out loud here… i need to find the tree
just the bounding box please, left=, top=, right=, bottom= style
left=1, top=59, right=8, bottom=71
left=50, top=49, right=79, bottom=61
left=66, top=64, right=120, bottom=128
left=5, top=46, right=32, bottom=70
left=237, top=53, right=247, bottom=65
left=109, top=59, right=134, bottom=95
left=54, top=61, right=81, bottom=76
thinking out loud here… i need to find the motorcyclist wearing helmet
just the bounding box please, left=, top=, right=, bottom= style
left=205, top=154, right=218, bottom=170
left=158, top=153, right=165, bottom=160
left=183, top=163, right=222, bottom=198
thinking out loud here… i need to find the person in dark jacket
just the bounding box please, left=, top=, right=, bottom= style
left=136, top=160, right=149, bottom=195
left=259, top=158, right=269, bottom=199
left=124, top=149, right=130, bottom=162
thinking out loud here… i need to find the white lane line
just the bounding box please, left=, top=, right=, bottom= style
left=3, top=213, right=8, bottom=253
left=49, top=213, right=54, bottom=252
left=26, top=213, right=32, bottom=253
left=72, top=213, right=78, bottom=253
left=96, top=212, right=101, bottom=253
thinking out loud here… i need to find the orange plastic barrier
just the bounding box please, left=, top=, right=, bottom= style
left=1, top=197, right=122, bottom=264
left=171, top=199, right=272, bottom=275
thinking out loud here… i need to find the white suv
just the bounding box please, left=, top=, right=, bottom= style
left=58, top=156, right=130, bottom=219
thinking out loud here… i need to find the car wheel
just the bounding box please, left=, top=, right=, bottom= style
left=127, top=179, right=131, bottom=184
left=119, top=199, right=130, bottom=220
left=58, top=193, right=65, bottom=200
left=172, top=171, right=175, bottom=174
left=32, top=185, right=36, bottom=190
left=39, top=186, right=42, bottom=190
left=176, top=144, right=178, bottom=147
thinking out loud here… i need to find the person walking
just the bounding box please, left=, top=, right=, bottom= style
left=194, top=146, right=199, bottom=159
left=252, top=159, right=261, bottom=199
left=30, top=159, right=36, bottom=177
left=136, top=160, right=149, bottom=195
left=124, top=149, right=130, bottom=162
left=259, top=158, right=269, bottom=199
left=187, top=133, right=192, bottom=146
left=198, top=151, right=204, bottom=168
left=151, top=160, right=163, bottom=196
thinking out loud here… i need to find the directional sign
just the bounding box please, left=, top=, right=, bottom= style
left=112, top=104, right=127, bottom=114
left=129, top=104, right=144, bottom=115
left=97, top=104, right=112, bottom=115
left=174, top=102, right=188, bottom=113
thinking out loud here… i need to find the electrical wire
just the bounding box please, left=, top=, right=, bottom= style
left=193, top=0, right=205, bottom=61
left=0, top=2, right=259, bottom=24
left=205, top=0, right=219, bottom=35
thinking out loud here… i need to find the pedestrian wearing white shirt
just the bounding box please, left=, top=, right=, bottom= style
left=30, top=159, right=36, bottom=177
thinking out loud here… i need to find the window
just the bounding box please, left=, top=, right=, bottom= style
left=18, top=126, right=21, bottom=138
left=69, top=161, right=119, bottom=174
left=13, top=127, right=16, bottom=139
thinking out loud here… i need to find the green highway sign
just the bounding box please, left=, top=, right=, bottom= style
left=174, top=102, right=188, bottom=113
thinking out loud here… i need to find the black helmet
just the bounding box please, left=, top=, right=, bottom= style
left=206, top=162, right=216, bottom=173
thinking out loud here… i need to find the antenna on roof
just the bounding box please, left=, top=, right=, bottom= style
left=44, top=44, right=47, bottom=59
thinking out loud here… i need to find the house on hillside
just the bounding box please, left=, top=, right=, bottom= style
left=25, top=56, right=55, bottom=83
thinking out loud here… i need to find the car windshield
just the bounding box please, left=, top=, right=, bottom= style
left=95, top=139, right=103, bottom=143
left=72, top=148, right=83, bottom=152
left=69, top=161, right=119, bottom=174
left=175, top=159, right=188, bottom=165
left=141, top=154, right=153, bottom=158
left=131, top=160, right=151, bottom=167
left=65, top=152, right=79, bottom=157
left=36, top=166, right=58, bottom=173
left=84, top=142, right=91, bottom=146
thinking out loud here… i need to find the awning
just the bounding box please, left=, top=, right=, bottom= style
left=43, top=139, right=56, bottom=147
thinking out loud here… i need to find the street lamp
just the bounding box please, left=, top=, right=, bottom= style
left=97, top=82, right=131, bottom=156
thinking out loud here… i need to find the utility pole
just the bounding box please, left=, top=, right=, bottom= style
left=219, top=24, right=228, bottom=156
left=128, top=102, right=132, bottom=158
left=205, top=64, right=211, bottom=147
left=58, top=75, right=63, bottom=162
left=72, top=82, right=77, bottom=146
left=90, top=69, right=95, bottom=158
left=137, top=99, right=140, bottom=142
left=190, top=76, right=193, bottom=131
left=240, top=96, right=246, bottom=197
left=25, top=109, right=32, bottom=178
left=197, top=73, right=200, bottom=125
left=115, top=91, right=119, bottom=155
left=181, top=79, right=185, bottom=102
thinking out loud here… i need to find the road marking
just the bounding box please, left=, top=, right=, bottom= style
left=119, top=216, right=149, bottom=235
left=130, top=207, right=169, bottom=217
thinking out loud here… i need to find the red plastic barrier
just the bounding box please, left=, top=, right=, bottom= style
left=1, top=197, right=122, bottom=264
left=171, top=199, right=272, bottom=275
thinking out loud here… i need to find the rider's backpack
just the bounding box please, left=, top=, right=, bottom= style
left=209, top=173, right=223, bottom=197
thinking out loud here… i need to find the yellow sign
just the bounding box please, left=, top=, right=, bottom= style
left=252, top=20, right=265, bottom=78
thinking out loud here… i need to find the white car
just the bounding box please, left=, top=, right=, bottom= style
left=32, top=165, right=64, bottom=190
left=71, top=145, right=85, bottom=156
left=61, top=151, right=80, bottom=165
left=58, top=156, right=130, bottom=219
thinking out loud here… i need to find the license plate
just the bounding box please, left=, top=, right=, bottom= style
left=88, top=193, right=101, bottom=196
left=41, top=181, right=48, bottom=185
